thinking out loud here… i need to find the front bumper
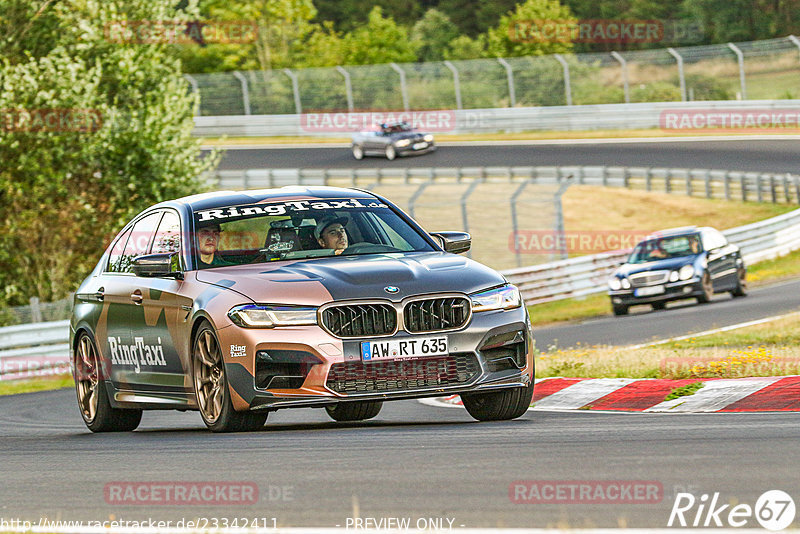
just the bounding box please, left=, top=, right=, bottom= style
left=215, top=305, right=534, bottom=412
left=609, top=277, right=703, bottom=306
left=396, top=141, right=436, bottom=156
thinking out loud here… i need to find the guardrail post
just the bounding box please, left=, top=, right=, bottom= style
left=623, top=167, right=630, bottom=188
left=283, top=69, right=302, bottom=114
left=389, top=63, right=410, bottom=111
left=756, top=174, right=764, bottom=202
left=232, top=71, right=251, bottom=115
left=727, top=43, right=747, bottom=100
left=740, top=173, right=747, bottom=201
left=510, top=180, right=531, bottom=267
left=497, top=58, right=516, bottom=107
left=789, top=35, right=800, bottom=61
left=553, top=176, right=573, bottom=260
left=184, top=74, right=200, bottom=115
left=460, top=180, right=481, bottom=258
left=554, top=54, right=573, bottom=106
left=794, top=174, right=800, bottom=204
left=704, top=170, right=712, bottom=198
left=29, top=297, right=42, bottom=323
left=443, top=61, right=463, bottom=110
left=610, top=52, right=630, bottom=104
left=667, top=47, right=687, bottom=102
left=645, top=168, right=652, bottom=191
left=685, top=170, right=692, bottom=196
left=769, top=174, right=777, bottom=203
left=724, top=171, right=731, bottom=200
left=783, top=173, right=791, bottom=203
left=665, top=170, right=672, bottom=194
left=601, top=165, right=608, bottom=186
left=336, top=66, right=354, bottom=112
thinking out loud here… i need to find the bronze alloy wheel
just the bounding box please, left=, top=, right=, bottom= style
left=75, top=334, right=99, bottom=423
left=193, top=328, right=225, bottom=424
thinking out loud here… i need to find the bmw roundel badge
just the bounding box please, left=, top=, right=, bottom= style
left=384, top=286, right=400, bottom=294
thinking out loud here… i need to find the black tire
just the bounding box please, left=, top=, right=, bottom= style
left=352, top=144, right=364, bottom=160
left=612, top=304, right=628, bottom=316
left=385, top=145, right=396, bottom=161
left=731, top=267, right=747, bottom=297
left=652, top=301, right=667, bottom=311
left=192, top=322, right=267, bottom=433
left=325, top=401, right=383, bottom=422
left=461, top=382, right=534, bottom=422
left=697, top=272, right=713, bottom=303
left=74, top=332, right=142, bottom=432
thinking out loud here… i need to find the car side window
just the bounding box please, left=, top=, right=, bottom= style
left=151, top=211, right=181, bottom=255
left=117, top=212, right=162, bottom=273
left=106, top=226, right=133, bottom=273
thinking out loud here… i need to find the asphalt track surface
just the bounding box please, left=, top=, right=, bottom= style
left=534, top=278, right=800, bottom=351
left=213, top=138, right=800, bottom=173
left=2, top=388, right=800, bottom=529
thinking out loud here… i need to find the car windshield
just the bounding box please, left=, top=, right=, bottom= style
left=628, top=234, right=702, bottom=264
left=192, top=197, right=435, bottom=269
left=382, top=122, right=412, bottom=134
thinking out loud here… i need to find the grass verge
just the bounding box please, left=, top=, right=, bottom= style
left=535, top=314, right=800, bottom=379
left=0, top=375, right=72, bottom=396
left=664, top=382, right=705, bottom=401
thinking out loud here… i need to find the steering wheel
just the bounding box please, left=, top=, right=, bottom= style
left=342, top=242, right=402, bottom=254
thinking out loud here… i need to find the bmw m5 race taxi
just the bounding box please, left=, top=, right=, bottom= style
left=607, top=226, right=746, bottom=316
left=70, top=186, right=534, bottom=432
left=351, top=121, right=435, bottom=160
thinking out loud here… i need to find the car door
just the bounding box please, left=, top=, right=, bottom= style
left=101, top=211, right=162, bottom=390
left=131, top=209, right=194, bottom=395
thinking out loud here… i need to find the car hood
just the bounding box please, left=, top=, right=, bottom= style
left=617, top=255, right=700, bottom=276
left=195, top=252, right=505, bottom=304
left=392, top=132, right=426, bottom=141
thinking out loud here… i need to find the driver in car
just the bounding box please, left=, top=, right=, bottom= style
left=315, top=215, right=349, bottom=255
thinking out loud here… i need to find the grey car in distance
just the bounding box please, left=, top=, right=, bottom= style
left=351, top=121, right=436, bottom=160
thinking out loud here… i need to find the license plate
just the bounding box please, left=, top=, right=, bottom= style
left=361, top=336, right=448, bottom=361
left=413, top=142, right=428, bottom=150
left=635, top=285, right=665, bottom=297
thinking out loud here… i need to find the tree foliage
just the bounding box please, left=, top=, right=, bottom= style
left=0, top=0, right=217, bottom=305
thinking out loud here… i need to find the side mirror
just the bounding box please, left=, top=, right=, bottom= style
left=430, top=232, right=471, bottom=254
left=132, top=253, right=183, bottom=279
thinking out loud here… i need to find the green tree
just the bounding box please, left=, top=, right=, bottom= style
left=341, top=7, right=417, bottom=65
left=444, top=34, right=487, bottom=60
left=411, top=8, right=460, bottom=62
left=0, top=0, right=218, bottom=305
left=484, top=0, right=577, bottom=57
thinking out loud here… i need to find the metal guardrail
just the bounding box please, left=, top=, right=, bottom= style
left=194, top=100, right=800, bottom=136
left=503, top=207, right=800, bottom=304
left=0, top=320, right=70, bottom=381
left=210, top=165, right=800, bottom=204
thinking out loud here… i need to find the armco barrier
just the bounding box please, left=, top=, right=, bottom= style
left=194, top=100, right=800, bottom=136
left=2, top=208, right=799, bottom=380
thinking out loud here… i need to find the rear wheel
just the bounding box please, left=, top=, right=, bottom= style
left=697, top=272, right=713, bottom=303
left=461, top=382, right=534, bottom=421
left=74, top=332, right=142, bottom=432
left=192, top=323, right=267, bottom=432
left=385, top=145, right=396, bottom=161
left=325, top=401, right=383, bottom=422
left=352, top=144, right=364, bottom=160
left=612, top=304, right=628, bottom=316
left=731, top=267, right=747, bottom=297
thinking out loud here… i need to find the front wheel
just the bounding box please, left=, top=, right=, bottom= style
left=461, top=382, right=534, bottom=421
left=74, top=332, right=142, bottom=432
left=192, top=323, right=267, bottom=432
left=731, top=267, right=747, bottom=297
left=352, top=144, right=364, bottom=160
left=612, top=304, right=628, bottom=316
left=697, top=272, right=713, bottom=303
left=325, top=401, right=383, bottom=421
left=385, top=145, right=396, bottom=161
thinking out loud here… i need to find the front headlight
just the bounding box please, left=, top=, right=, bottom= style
left=669, top=270, right=679, bottom=282
left=228, top=304, right=318, bottom=328
left=679, top=264, right=695, bottom=281
left=395, top=139, right=410, bottom=147
left=621, top=278, right=631, bottom=289
left=423, top=134, right=434, bottom=142
left=608, top=277, right=622, bottom=291
left=470, top=285, right=521, bottom=312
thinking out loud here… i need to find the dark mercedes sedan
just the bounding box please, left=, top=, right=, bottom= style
left=607, top=226, right=746, bottom=316
left=70, top=186, right=534, bottom=432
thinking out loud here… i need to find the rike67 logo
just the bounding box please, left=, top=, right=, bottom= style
left=668, top=490, right=795, bottom=530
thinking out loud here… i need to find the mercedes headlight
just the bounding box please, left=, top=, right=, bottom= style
left=679, top=264, right=695, bottom=281
left=621, top=278, right=631, bottom=289
left=608, top=277, right=622, bottom=291
left=669, top=271, right=679, bottom=282
left=395, top=139, right=410, bottom=147
left=470, top=285, right=521, bottom=312
left=228, top=304, right=318, bottom=328
left=423, top=134, right=434, bottom=142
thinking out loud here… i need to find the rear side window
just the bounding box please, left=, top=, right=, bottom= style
left=106, top=226, right=133, bottom=273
